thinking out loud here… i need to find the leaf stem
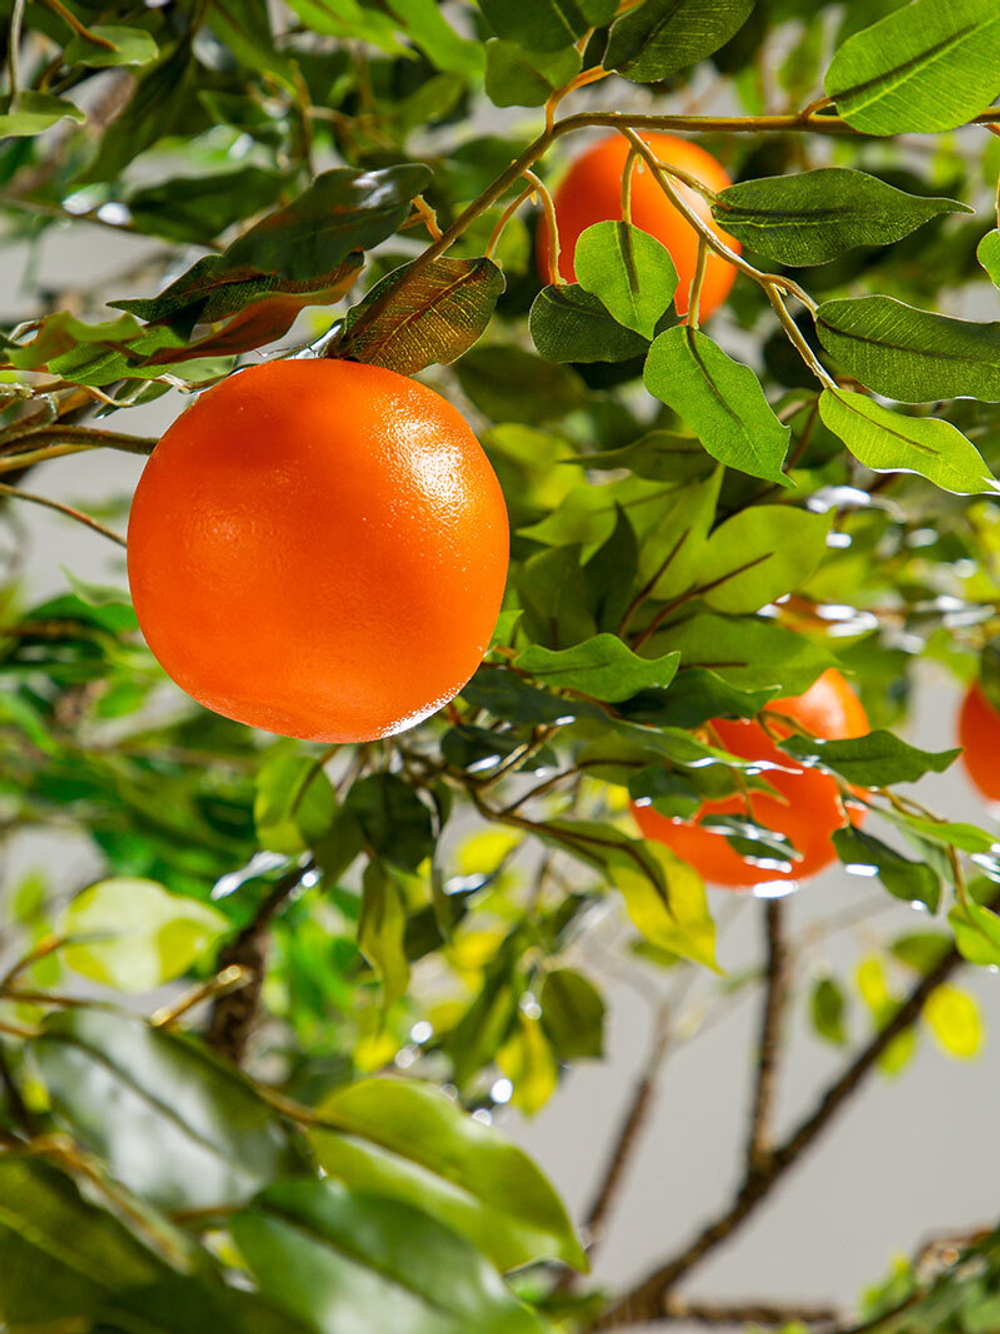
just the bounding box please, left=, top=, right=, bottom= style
left=0, top=482, right=127, bottom=548
left=525, top=168, right=562, bottom=286
left=6, top=0, right=26, bottom=108
left=687, top=237, right=709, bottom=331
left=42, top=0, right=117, bottom=49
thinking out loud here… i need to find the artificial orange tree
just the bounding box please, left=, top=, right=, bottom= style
left=5, top=0, right=1000, bottom=1329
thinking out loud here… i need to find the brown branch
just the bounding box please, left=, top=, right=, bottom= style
left=663, top=1296, right=840, bottom=1328
left=205, top=859, right=315, bottom=1065
left=591, top=894, right=998, bottom=1329
left=746, top=899, right=789, bottom=1173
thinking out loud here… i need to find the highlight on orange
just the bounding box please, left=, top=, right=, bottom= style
left=538, top=131, right=740, bottom=320
left=127, top=358, right=509, bottom=743
left=958, top=681, right=1000, bottom=802
left=632, top=669, right=870, bottom=892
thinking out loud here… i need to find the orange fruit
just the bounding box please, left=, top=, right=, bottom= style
left=632, top=669, right=869, bottom=890
left=959, top=681, right=1000, bottom=801
left=538, top=132, right=740, bottom=320
left=127, top=359, right=509, bottom=742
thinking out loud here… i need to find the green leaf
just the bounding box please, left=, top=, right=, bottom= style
left=539, top=968, right=605, bottom=1059
left=923, top=985, right=984, bottom=1059
left=529, top=284, right=653, bottom=363
left=832, top=826, right=941, bottom=913
left=693, top=504, right=831, bottom=613
left=890, top=931, right=951, bottom=974
left=639, top=667, right=778, bottom=728
left=583, top=505, right=639, bottom=632
left=386, top=0, right=485, bottom=75
left=307, top=1077, right=587, bottom=1272
left=818, top=388, right=999, bottom=496
left=713, top=169, right=971, bottom=267
left=574, top=221, right=679, bottom=338
left=824, top=0, right=1000, bottom=135
left=478, top=0, right=616, bottom=53
left=811, top=976, right=848, bottom=1047
left=949, top=898, right=1000, bottom=967
left=644, top=326, right=791, bottom=484
left=979, top=230, right=1000, bottom=288
left=605, top=0, right=754, bottom=83
left=613, top=836, right=718, bottom=970
left=31, top=1010, right=302, bottom=1210
left=255, top=752, right=337, bottom=856
left=517, top=544, right=598, bottom=648
left=94, top=1277, right=314, bottom=1334
left=654, top=612, right=833, bottom=695
left=61, top=877, right=228, bottom=992
left=123, top=168, right=288, bottom=245
left=576, top=430, right=715, bottom=482
left=455, top=345, right=587, bottom=424
left=461, top=666, right=601, bottom=726
left=0, top=1157, right=168, bottom=1326
left=284, top=0, right=408, bottom=49
left=514, top=635, right=680, bottom=701
left=816, top=296, right=1000, bottom=403
left=234, top=1179, right=547, bottom=1334
left=781, top=730, right=960, bottom=786
left=206, top=0, right=296, bottom=89
left=359, top=860, right=410, bottom=1011
left=63, top=25, right=159, bottom=66
left=484, top=39, right=580, bottom=106
left=0, top=90, right=85, bottom=135
left=346, top=774, right=435, bottom=872
left=339, top=257, right=505, bottom=374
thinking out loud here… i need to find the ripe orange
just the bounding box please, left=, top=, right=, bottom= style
left=127, top=359, right=509, bottom=742
left=538, top=132, right=740, bottom=320
left=632, top=669, right=869, bottom=890
left=959, top=681, right=1000, bottom=801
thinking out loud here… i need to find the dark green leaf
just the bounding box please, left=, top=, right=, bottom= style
left=574, top=221, right=678, bottom=338
left=606, top=0, right=753, bottom=82
left=359, top=860, right=409, bottom=1010
left=816, top=296, right=1000, bottom=403
left=713, top=169, right=971, bottom=266
left=340, top=257, right=505, bottom=373
left=94, top=1277, right=313, bottom=1334
left=31, top=1010, right=301, bottom=1210
left=308, top=1076, right=587, bottom=1272
left=530, top=284, right=652, bottom=363
left=811, top=976, right=848, bottom=1046
left=517, top=544, right=598, bottom=648
left=638, top=667, right=778, bottom=728
left=461, top=666, right=602, bottom=726
left=124, top=168, right=288, bottom=245
left=386, top=0, right=485, bottom=76
left=456, top=345, right=588, bottom=424
left=782, top=730, right=960, bottom=786
left=478, top=0, right=616, bottom=53
left=890, top=931, right=951, bottom=974
left=576, top=430, right=715, bottom=482
left=484, top=39, right=580, bottom=106
left=515, top=635, right=680, bottom=701
left=583, top=505, right=639, bottom=632
left=833, top=826, right=941, bottom=912
left=644, top=326, right=792, bottom=484
left=824, top=0, right=1000, bottom=135
left=540, top=968, right=605, bottom=1059
left=653, top=613, right=833, bottom=695
left=818, top=388, right=999, bottom=495
left=346, top=774, right=435, bottom=872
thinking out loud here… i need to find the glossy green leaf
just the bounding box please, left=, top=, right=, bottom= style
left=713, top=169, right=971, bottom=267
left=583, top=505, right=640, bottom=632
left=530, top=284, right=652, bottom=363
left=340, top=257, right=505, bottom=373
left=639, top=667, right=778, bottom=728
left=0, top=1157, right=168, bottom=1326
left=949, top=898, right=1000, bottom=967
left=94, top=1277, right=314, bottom=1334
left=811, top=976, right=848, bottom=1047
left=517, top=544, right=598, bottom=649
left=307, top=1077, right=587, bottom=1272
left=31, top=1010, right=302, bottom=1210
left=818, top=388, right=999, bottom=495
left=123, top=168, right=288, bottom=245
left=62, top=877, right=228, bottom=992
left=478, top=0, right=616, bottom=52
left=781, top=730, right=959, bottom=786
left=644, top=326, right=792, bottom=484
left=694, top=504, right=831, bottom=613
left=605, top=0, right=754, bottom=83
left=455, top=346, right=587, bottom=424
left=816, top=296, right=1000, bottom=404
left=924, top=985, right=984, bottom=1059
left=63, top=25, right=159, bottom=66
left=540, top=968, right=606, bottom=1059
left=574, top=221, right=679, bottom=338
left=461, top=666, right=602, bottom=726
left=234, top=1179, right=546, bottom=1334
left=0, top=90, right=85, bottom=135
left=832, top=826, right=941, bottom=913
left=255, top=751, right=336, bottom=856
left=386, top=0, right=485, bottom=74
left=359, top=860, right=410, bottom=1010
left=654, top=613, right=833, bottom=695
left=515, top=635, right=680, bottom=701
left=484, top=39, right=579, bottom=106
left=824, top=0, right=1000, bottom=135
left=346, top=774, right=435, bottom=872
left=979, top=230, right=1000, bottom=288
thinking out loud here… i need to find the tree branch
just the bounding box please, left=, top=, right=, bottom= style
left=205, top=859, right=315, bottom=1065
left=591, top=896, right=997, bottom=1329
left=662, top=1296, right=840, bottom=1328
left=746, top=899, right=789, bottom=1173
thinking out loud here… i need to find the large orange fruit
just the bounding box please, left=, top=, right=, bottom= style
left=959, top=681, right=1000, bottom=802
left=632, top=669, right=869, bottom=890
left=538, top=132, right=740, bottom=319
left=127, top=359, right=509, bottom=742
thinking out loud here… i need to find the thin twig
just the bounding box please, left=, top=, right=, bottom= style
left=746, top=900, right=789, bottom=1173
left=662, top=1296, right=840, bottom=1327
left=0, top=482, right=126, bottom=548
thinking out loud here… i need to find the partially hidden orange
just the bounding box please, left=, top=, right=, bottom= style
left=959, top=681, right=1000, bottom=802
left=538, top=132, right=740, bottom=320
left=127, top=358, right=509, bottom=742
left=632, top=669, right=869, bottom=890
